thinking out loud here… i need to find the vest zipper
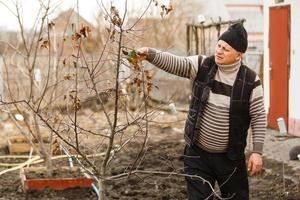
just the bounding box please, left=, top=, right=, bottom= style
left=240, top=67, right=247, bottom=100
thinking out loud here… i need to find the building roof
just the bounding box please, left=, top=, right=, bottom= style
left=224, top=0, right=263, bottom=5
left=51, top=9, right=95, bottom=31
left=136, top=0, right=229, bottom=22
left=184, top=0, right=230, bottom=23
left=224, top=0, right=263, bottom=33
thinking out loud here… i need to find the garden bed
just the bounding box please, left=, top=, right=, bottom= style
left=20, top=166, right=92, bottom=191
left=7, top=134, right=54, bottom=154
left=0, top=131, right=299, bottom=199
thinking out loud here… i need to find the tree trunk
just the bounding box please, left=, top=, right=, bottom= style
left=98, top=179, right=106, bottom=200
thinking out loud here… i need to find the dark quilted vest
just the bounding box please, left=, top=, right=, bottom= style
left=184, top=56, right=257, bottom=161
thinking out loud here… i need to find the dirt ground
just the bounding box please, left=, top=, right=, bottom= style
left=1, top=140, right=299, bottom=199
left=0, top=109, right=300, bottom=200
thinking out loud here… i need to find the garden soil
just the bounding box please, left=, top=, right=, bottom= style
left=0, top=110, right=299, bottom=199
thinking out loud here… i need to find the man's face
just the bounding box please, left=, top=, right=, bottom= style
left=214, top=40, right=242, bottom=65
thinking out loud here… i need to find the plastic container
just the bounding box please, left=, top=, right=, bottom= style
left=277, top=117, right=287, bottom=136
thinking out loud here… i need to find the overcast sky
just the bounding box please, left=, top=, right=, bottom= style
left=0, top=0, right=170, bottom=31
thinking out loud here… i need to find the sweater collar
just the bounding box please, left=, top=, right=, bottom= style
left=216, top=59, right=241, bottom=74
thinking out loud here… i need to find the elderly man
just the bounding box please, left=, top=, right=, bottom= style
left=138, top=23, right=266, bottom=199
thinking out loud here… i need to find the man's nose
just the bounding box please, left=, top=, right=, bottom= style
left=216, top=48, right=223, bottom=54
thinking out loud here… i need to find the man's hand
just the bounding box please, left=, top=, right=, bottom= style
left=137, top=47, right=149, bottom=58
left=247, top=153, right=263, bottom=176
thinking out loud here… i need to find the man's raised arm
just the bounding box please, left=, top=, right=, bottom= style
left=138, top=47, right=201, bottom=80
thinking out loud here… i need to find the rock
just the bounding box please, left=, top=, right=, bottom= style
left=289, top=146, right=300, bottom=160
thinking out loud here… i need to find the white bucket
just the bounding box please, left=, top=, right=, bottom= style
left=277, top=117, right=287, bottom=135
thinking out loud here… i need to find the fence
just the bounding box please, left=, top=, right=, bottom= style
left=186, top=19, right=263, bottom=82
left=186, top=19, right=246, bottom=56
left=0, top=56, right=3, bottom=99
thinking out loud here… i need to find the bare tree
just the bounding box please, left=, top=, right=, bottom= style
left=0, top=1, right=235, bottom=200
left=0, top=0, right=172, bottom=198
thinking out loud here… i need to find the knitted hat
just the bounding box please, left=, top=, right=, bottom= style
left=218, top=23, right=248, bottom=53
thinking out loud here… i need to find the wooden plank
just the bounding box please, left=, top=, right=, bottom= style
left=8, top=140, right=32, bottom=154
left=7, top=135, right=53, bottom=154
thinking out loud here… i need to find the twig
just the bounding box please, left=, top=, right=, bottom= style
left=106, top=170, right=225, bottom=199
left=205, top=167, right=237, bottom=199
left=101, top=17, right=124, bottom=175
left=0, top=156, right=40, bottom=176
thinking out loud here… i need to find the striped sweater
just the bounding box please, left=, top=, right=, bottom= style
left=147, top=48, right=266, bottom=154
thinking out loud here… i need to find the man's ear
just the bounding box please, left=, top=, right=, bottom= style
left=236, top=52, right=242, bottom=61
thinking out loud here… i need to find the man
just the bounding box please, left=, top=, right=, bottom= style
left=138, top=23, right=266, bottom=199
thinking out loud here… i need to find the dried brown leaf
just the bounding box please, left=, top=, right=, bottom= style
left=166, top=5, right=173, bottom=15
left=72, top=32, right=81, bottom=41
left=40, top=40, right=49, bottom=49
left=64, top=74, right=72, bottom=80
left=48, top=21, right=55, bottom=30
left=62, top=58, right=66, bottom=66
left=80, top=26, right=91, bottom=38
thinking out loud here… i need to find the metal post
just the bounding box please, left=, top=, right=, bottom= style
left=186, top=25, right=191, bottom=56
left=0, top=56, right=3, bottom=100
left=201, top=23, right=205, bottom=54
left=186, top=19, right=246, bottom=56
left=194, top=27, right=199, bottom=55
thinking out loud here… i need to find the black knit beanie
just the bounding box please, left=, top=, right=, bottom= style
left=218, top=23, right=248, bottom=53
